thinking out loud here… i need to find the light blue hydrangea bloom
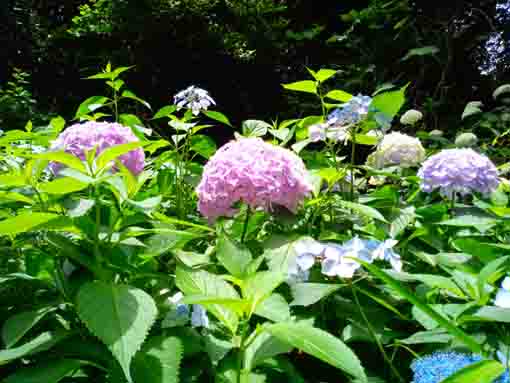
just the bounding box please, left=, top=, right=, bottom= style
left=371, top=239, right=402, bottom=272
left=495, top=277, right=510, bottom=308
left=411, top=352, right=509, bottom=383
left=287, top=238, right=325, bottom=284
left=174, top=85, right=216, bottom=115
left=191, top=304, right=210, bottom=328
left=162, top=292, right=190, bottom=328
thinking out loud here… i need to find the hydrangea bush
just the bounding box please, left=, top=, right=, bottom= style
left=1, top=64, right=510, bottom=383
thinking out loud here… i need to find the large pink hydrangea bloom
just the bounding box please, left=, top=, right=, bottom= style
left=49, top=121, right=145, bottom=175
left=196, top=137, right=313, bottom=221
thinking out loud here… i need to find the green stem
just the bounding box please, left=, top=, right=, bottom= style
left=241, top=207, right=251, bottom=244
left=350, top=127, right=357, bottom=201
left=351, top=285, right=405, bottom=383
left=113, top=88, right=119, bottom=122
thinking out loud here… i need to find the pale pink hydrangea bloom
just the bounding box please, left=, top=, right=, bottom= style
left=196, top=137, right=313, bottom=221
left=49, top=121, right=145, bottom=175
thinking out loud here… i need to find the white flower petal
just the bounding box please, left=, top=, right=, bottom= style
left=494, top=289, right=510, bottom=308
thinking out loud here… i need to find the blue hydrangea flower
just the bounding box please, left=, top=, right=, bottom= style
left=372, top=239, right=402, bottom=272
left=162, top=292, right=190, bottom=328
left=411, top=352, right=509, bottom=383
left=495, top=277, right=510, bottom=308
left=174, top=85, right=216, bottom=115
left=191, top=304, right=210, bottom=328
left=287, top=238, right=325, bottom=284
left=418, top=148, right=499, bottom=199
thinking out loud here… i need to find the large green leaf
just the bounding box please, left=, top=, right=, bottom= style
left=216, top=234, right=253, bottom=278
left=4, top=359, right=81, bottom=383
left=282, top=80, right=317, bottom=94
left=76, top=281, right=158, bottom=383
left=2, top=307, right=54, bottom=348
left=95, top=142, right=145, bottom=172
left=242, top=120, right=271, bottom=137
left=152, top=105, right=177, bottom=119
left=290, top=283, right=343, bottom=306
left=0, top=331, right=69, bottom=365
left=254, top=293, right=290, bottom=322
left=0, top=212, right=61, bottom=237
left=267, top=323, right=367, bottom=382
left=263, top=235, right=300, bottom=274
left=121, top=90, right=151, bottom=110
left=325, top=90, right=353, bottom=102
left=242, top=271, right=285, bottom=316
left=190, top=134, right=217, bottom=158
left=370, top=84, right=408, bottom=120
left=35, top=151, right=87, bottom=173
left=131, top=335, right=183, bottom=383
left=202, top=110, right=232, bottom=127
left=339, top=201, right=388, bottom=222
left=39, top=177, right=89, bottom=194
left=244, top=331, right=292, bottom=370
left=389, top=206, right=416, bottom=238
left=176, top=267, right=239, bottom=333
left=75, top=96, right=110, bottom=119
left=441, top=360, right=505, bottom=383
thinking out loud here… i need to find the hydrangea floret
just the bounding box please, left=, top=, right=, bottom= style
left=417, top=148, right=499, bottom=199
left=411, top=351, right=509, bottom=383
left=196, top=137, right=313, bottom=221
left=367, top=132, right=425, bottom=168
left=400, top=109, right=423, bottom=125
left=162, top=292, right=210, bottom=329
left=49, top=121, right=144, bottom=175
left=455, top=132, right=478, bottom=148
left=495, top=277, right=510, bottom=308
left=174, top=85, right=216, bottom=115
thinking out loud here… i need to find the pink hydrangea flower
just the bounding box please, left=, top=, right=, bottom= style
left=196, top=137, right=313, bottom=221
left=49, top=121, right=145, bottom=175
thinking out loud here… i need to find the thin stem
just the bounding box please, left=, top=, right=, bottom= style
left=351, top=285, right=405, bottom=383
left=241, top=207, right=251, bottom=244
left=350, top=127, right=357, bottom=201
left=113, top=87, right=119, bottom=122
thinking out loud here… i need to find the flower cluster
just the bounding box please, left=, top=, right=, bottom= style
left=455, top=132, right=478, bottom=148
left=367, top=132, right=425, bottom=169
left=196, top=137, right=313, bottom=221
left=162, top=292, right=209, bottom=329
left=309, top=94, right=372, bottom=143
left=418, top=148, right=499, bottom=198
left=174, top=85, right=216, bottom=115
left=495, top=277, right=510, bottom=308
left=49, top=121, right=145, bottom=175
left=411, top=352, right=509, bottom=383
left=400, top=109, right=423, bottom=126
left=288, top=236, right=402, bottom=283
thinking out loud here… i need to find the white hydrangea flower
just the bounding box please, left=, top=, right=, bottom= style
left=495, top=277, right=510, bottom=308
left=400, top=109, right=423, bottom=125
left=174, top=85, right=216, bottom=115
left=369, top=132, right=425, bottom=168
left=455, top=132, right=478, bottom=148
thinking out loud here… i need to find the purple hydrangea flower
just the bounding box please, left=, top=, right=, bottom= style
left=196, top=137, right=313, bottom=221
left=49, top=121, right=145, bottom=175
left=411, top=352, right=509, bottom=383
left=418, top=148, right=499, bottom=199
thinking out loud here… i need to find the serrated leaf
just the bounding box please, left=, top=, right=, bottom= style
left=190, top=134, right=217, bottom=158
left=282, top=80, right=317, bottom=94
left=389, top=206, right=416, bottom=238
left=325, top=90, right=353, bottom=102
left=39, top=177, right=89, bottom=194
left=242, top=120, right=271, bottom=137
left=242, top=271, right=285, bottom=316
left=0, top=331, right=69, bottom=365
left=370, top=84, right=408, bottom=120
left=441, top=360, right=505, bottom=383
left=254, top=293, right=290, bottom=322
left=0, top=212, right=61, bottom=237
left=76, top=281, right=158, bottom=383
left=244, top=331, right=292, bottom=370
left=2, top=307, right=54, bottom=348
left=131, top=335, right=183, bottom=383
left=216, top=234, right=253, bottom=278
left=176, top=267, right=239, bottom=333
left=202, top=110, right=232, bottom=127
left=4, top=358, right=81, bottom=383
left=267, top=323, right=367, bottom=382
left=290, top=283, right=343, bottom=306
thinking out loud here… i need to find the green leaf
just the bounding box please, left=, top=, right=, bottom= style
left=254, top=293, right=290, bottom=322
left=242, top=271, right=285, bottom=316
left=267, top=323, right=367, bottom=382
left=0, top=331, right=69, bottom=365
left=190, top=134, right=217, bottom=158
left=0, top=212, right=61, bottom=237
left=290, top=283, right=343, bottom=306
left=76, top=281, right=158, bottom=383
left=202, top=110, right=232, bottom=127
left=242, top=120, right=271, bottom=137
left=291, top=138, right=311, bottom=154
left=39, top=177, right=89, bottom=194
left=95, top=142, right=145, bottom=172
left=438, top=215, right=498, bottom=229
left=477, top=256, right=508, bottom=303
left=153, top=105, right=177, bottom=119
left=282, top=80, right=317, bottom=94
left=325, top=90, right=353, bottom=102
left=121, top=90, right=151, bottom=110
left=400, top=329, right=453, bottom=345
left=2, top=307, right=54, bottom=348
left=465, top=306, right=510, bottom=323
left=0, top=191, right=34, bottom=204
left=75, top=96, right=110, bottom=119
left=355, top=134, right=379, bottom=145
left=216, top=234, right=253, bottom=278
left=0, top=174, right=27, bottom=188
left=370, top=84, right=409, bottom=120
left=389, top=206, right=416, bottom=238
left=35, top=151, right=87, bottom=173
left=401, top=46, right=439, bottom=61
left=339, top=200, right=388, bottom=222
left=314, top=69, right=337, bottom=83
left=462, top=101, right=484, bottom=120
left=441, top=360, right=505, bottom=383
left=244, top=331, right=292, bottom=371
left=176, top=267, right=239, bottom=333
left=361, top=262, right=482, bottom=353
left=4, top=358, right=81, bottom=383
left=65, top=198, right=95, bottom=218
left=131, top=335, right=183, bottom=383
left=263, top=235, right=300, bottom=274
left=49, top=116, right=66, bottom=134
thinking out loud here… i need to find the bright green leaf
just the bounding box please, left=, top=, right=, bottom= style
left=282, top=80, right=317, bottom=94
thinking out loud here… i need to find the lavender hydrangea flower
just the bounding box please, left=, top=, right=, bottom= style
left=418, top=148, right=499, bottom=199
left=372, top=239, right=402, bottom=272
left=495, top=277, right=510, bottom=308
left=368, top=132, right=425, bottom=169
left=411, top=352, right=509, bottom=383
left=196, top=137, right=313, bottom=221
left=288, top=238, right=325, bottom=284
left=49, top=121, right=145, bottom=175
left=174, top=85, right=216, bottom=115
